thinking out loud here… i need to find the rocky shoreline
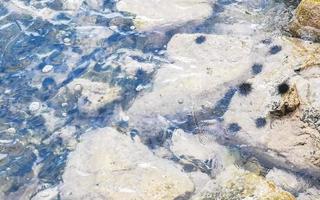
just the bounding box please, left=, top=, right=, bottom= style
left=56, top=0, right=320, bottom=199
left=0, top=0, right=320, bottom=199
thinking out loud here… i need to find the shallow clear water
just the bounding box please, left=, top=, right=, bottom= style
left=0, top=0, right=319, bottom=199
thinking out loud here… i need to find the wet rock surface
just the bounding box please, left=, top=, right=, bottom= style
left=53, top=78, right=121, bottom=116
left=222, top=37, right=320, bottom=178
left=60, top=127, right=194, bottom=200
left=116, top=0, right=214, bottom=31
left=127, top=34, right=255, bottom=138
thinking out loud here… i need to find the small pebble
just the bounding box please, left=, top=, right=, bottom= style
left=42, top=65, right=53, bottom=73
left=74, top=84, right=82, bottom=92
left=61, top=103, right=68, bottom=107
left=6, top=127, right=16, bottom=134
left=130, top=26, right=135, bottom=30
left=29, top=102, right=41, bottom=112
left=63, top=37, right=71, bottom=43
left=4, top=89, right=11, bottom=94
left=109, top=25, right=117, bottom=30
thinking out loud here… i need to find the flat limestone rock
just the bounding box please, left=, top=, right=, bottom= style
left=127, top=34, right=256, bottom=135
left=222, top=37, right=320, bottom=177
left=60, top=127, right=194, bottom=200
left=116, top=0, right=214, bottom=31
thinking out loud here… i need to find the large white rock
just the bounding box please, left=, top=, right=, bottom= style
left=60, top=127, right=194, bottom=200
left=127, top=34, right=255, bottom=135
left=222, top=37, right=320, bottom=177
left=116, top=0, right=214, bottom=31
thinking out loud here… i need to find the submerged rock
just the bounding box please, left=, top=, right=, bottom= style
left=222, top=37, right=320, bottom=177
left=266, top=168, right=309, bottom=195
left=193, top=166, right=295, bottom=200
left=127, top=34, right=255, bottom=137
left=55, top=0, right=104, bottom=11
left=116, top=0, right=214, bottom=31
left=60, top=127, right=194, bottom=200
left=170, top=128, right=236, bottom=178
left=31, top=187, right=59, bottom=200
left=290, top=0, right=320, bottom=41
left=54, top=79, right=121, bottom=116
left=298, top=187, right=320, bottom=200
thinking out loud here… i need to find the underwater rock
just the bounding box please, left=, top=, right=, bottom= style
left=107, top=49, right=157, bottom=77
left=298, top=187, right=320, bottom=200
left=171, top=129, right=232, bottom=162
left=116, top=0, right=214, bottom=31
left=31, top=187, right=59, bottom=200
left=75, top=26, right=113, bottom=54
left=193, top=166, right=295, bottom=200
left=127, top=34, right=255, bottom=136
left=60, top=0, right=83, bottom=10
left=266, top=168, right=310, bottom=195
left=85, top=0, right=104, bottom=10
left=60, top=127, right=194, bottom=200
left=222, top=36, right=320, bottom=177
left=54, top=78, right=121, bottom=116
left=289, top=0, right=320, bottom=41
left=170, top=129, right=236, bottom=178
left=61, top=0, right=104, bottom=10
